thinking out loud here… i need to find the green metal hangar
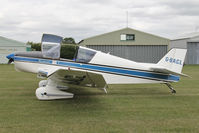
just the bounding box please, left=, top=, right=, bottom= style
left=79, top=28, right=170, bottom=63
left=170, top=32, right=199, bottom=64
left=0, top=36, right=27, bottom=64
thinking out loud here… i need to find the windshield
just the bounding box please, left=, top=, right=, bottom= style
left=40, top=34, right=96, bottom=62
left=76, top=47, right=96, bottom=63
left=42, top=43, right=61, bottom=59
left=41, top=34, right=62, bottom=59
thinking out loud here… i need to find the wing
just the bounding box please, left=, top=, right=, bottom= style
left=36, top=68, right=107, bottom=100
left=49, top=68, right=107, bottom=92
left=37, top=68, right=107, bottom=92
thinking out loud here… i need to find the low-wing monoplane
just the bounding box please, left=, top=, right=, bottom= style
left=7, top=34, right=187, bottom=100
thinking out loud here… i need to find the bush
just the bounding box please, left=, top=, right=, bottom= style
left=27, top=42, right=41, bottom=51
left=28, top=42, right=78, bottom=59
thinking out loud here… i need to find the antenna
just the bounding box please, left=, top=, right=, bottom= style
left=126, top=11, right=128, bottom=27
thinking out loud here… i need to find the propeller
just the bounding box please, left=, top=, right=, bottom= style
left=6, top=53, right=15, bottom=64
left=8, top=58, right=14, bottom=64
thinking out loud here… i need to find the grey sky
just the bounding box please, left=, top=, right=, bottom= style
left=0, top=0, right=199, bottom=43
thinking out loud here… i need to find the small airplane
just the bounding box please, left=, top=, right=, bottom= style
left=7, top=34, right=188, bottom=100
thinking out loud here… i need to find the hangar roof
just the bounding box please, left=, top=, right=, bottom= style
left=172, top=32, right=199, bottom=40
left=0, top=36, right=26, bottom=47
left=79, top=27, right=170, bottom=46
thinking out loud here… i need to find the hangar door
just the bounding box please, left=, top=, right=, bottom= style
left=87, top=45, right=167, bottom=63
left=187, top=42, right=199, bottom=64
left=0, top=47, right=9, bottom=64
left=0, top=53, right=8, bottom=64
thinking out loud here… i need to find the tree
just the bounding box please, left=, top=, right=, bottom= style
left=62, top=37, right=76, bottom=44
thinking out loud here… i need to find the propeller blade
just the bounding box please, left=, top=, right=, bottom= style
left=8, top=58, right=14, bottom=64
left=6, top=53, right=15, bottom=64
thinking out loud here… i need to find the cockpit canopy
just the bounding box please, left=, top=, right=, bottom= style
left=41, top=34, right=96, bottom=63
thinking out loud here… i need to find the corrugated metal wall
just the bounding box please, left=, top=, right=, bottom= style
left=187, top=42, right=199, bottom=64
left=87, top=45, right=167, bottom=63
left=170, top=39, right=188, bottom=64
left=0, top=54, right=8, bottom=64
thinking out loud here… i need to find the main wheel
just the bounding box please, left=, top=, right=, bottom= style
left=171, top=89, right=176, bottom=93
left=39, top=80, right=48, bottom=87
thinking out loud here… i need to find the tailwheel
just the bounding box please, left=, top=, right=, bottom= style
left=165, top=83, right=176, bottom=94
left=171, top=89, right=176, bottom=94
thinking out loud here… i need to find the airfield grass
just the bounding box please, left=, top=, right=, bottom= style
left=0, top=64, right=199, bottom=133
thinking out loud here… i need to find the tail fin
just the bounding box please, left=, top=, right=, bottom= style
left=157, top=48, right=187, bottom=74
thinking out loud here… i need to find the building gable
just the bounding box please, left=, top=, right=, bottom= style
left=80, top=28, right=169, bottom=46
left=0, top=36, right=26, bottom=47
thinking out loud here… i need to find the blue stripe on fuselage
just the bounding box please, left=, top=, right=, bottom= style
left=14, top=56, right=180, bottom=82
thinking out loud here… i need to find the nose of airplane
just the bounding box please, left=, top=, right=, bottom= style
left=6, top=53, right=15, bottom=64
left=6, top=53, right=15, bottom=59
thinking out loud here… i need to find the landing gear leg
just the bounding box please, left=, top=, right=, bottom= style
left=165, top=83, right=176, bottom=93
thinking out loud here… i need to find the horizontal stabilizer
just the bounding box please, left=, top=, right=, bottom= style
left=150, top=66, right=190, bottom=77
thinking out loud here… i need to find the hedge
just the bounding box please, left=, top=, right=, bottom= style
left=30, top=43, right=78, bottom=59
left=60, top=44, right=78, bottom=59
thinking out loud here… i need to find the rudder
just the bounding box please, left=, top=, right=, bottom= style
left=157, top=48, right=187, bottom=74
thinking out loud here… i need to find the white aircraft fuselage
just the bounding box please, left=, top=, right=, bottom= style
left=12, top=47, right=179, bottom=85
left=6, top=34, right=187, bottom=100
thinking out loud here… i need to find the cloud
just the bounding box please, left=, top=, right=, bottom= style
left=0, top=0, right=199, bottom=42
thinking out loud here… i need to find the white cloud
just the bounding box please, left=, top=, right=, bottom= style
left=0, top=0, right=199, bottom=43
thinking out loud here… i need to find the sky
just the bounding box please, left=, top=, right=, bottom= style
left=0, top=0, right=199, bottom=43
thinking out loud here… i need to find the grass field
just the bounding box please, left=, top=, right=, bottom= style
left=0, top=64, right=199, bottom=133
